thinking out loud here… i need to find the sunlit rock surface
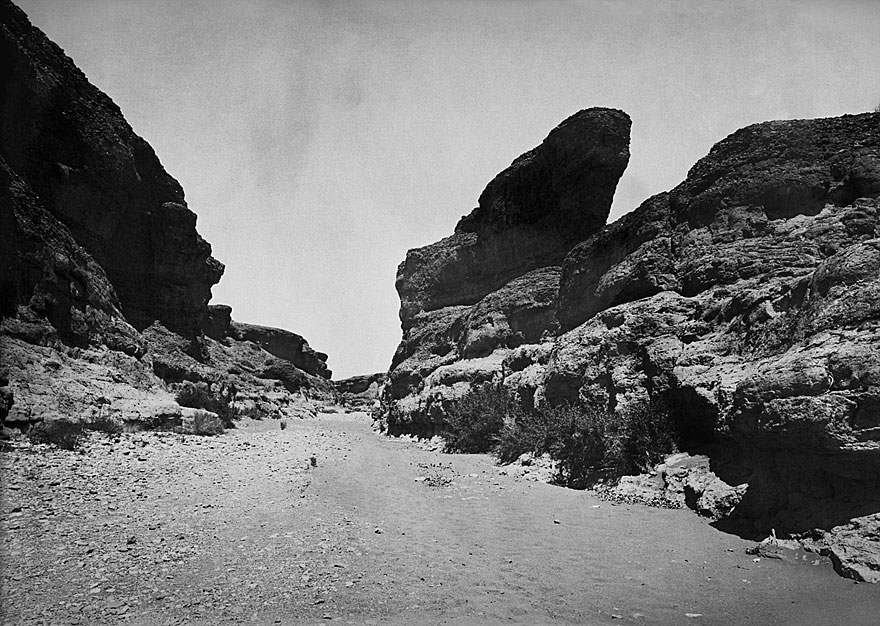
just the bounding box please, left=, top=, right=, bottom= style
left=383, top=108, right=880, bottom=580
left=0, top=2, right=332, bottom=428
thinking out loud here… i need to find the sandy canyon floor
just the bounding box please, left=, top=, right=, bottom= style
left=2, top=411, right=879, bottom=626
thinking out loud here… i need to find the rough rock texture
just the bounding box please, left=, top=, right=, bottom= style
left=397, top=108, right=630, bottom=324
left=383, top=109, right=631, bottom=435
left=0, top=3, right=332, bottom=429
left=544, top=112, right=880, bottom=580
left=228, top=320, right=331, bottom=380
left=607, top=453, right=747, bottom=520
left=334, top=372, right=387, bottom=410
left=0, top=1, right=223, bottom=337
left=384, top=110, right=880, bottom=580
left=0, top=336, right=180, bottom=426
left=0, top=158, right=144, bottom=356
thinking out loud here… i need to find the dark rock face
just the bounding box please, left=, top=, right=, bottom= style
left=335, top=372, right=387, bottom=410
left=557, top=193, right=677, bottom=332
left=0, top=159, right=144, bottom=355
left=0, top=2, right=333, bottom=427
left=396, top=108, right=630, bottom=325
left=228, top=321, right=331, bottom=380
left=0, top=0, right=222, bottom=338
left=202, top=304, right=233, bottom=341
left=384, top=109, right=631, bottom=434
left=544, top=112, right=880, bottom=580
left=384, top=109, right=880, bottom=580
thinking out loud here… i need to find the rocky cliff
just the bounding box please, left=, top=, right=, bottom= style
left=386, top=107, right=630, bottom=434
left=0, top=1, right=332, bottom=429
left=335, top=372, right=387, bottom=410
left=382, top=109, right=880, bottom=581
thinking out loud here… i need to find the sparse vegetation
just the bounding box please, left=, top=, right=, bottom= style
left=86, top=414, right=124, bottom=434
left=175, top=380, right=236, bottom=426
left=495, top=401, right=575, bottom=464
left=440, top=383, right=513, bottom=453
left=184, top=408, right=225, bottom=436
left=28, top=419, right=86, bottom=450
left=440, top=385, right=678, bottom=487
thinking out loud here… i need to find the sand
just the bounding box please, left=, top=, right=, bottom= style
left=2, top=410, right=878, bottom=625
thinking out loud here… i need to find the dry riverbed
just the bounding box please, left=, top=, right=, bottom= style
left=2, top=411, right=878, bottom=626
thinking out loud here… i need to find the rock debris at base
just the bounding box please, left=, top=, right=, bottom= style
left=0, top=423, right=363, bottom=625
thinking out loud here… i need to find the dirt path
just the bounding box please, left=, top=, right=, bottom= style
left=2, top=411, right=878, bottom=625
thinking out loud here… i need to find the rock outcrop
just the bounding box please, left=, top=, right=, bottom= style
left=0, top=1, right=332, bottom=430
left=544, top=115, right=880, bottom=544
left=382, top=109, right=880, bottom=580
left=0, top=1, right=223, bottom=337
left=335, top=372, right=387, bottom=410
left=385, top=108, right=631, bottom=434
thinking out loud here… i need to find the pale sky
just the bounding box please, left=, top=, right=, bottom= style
left=17, top=0, right=880, bottom=379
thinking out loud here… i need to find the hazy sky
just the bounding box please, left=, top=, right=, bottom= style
left=17, top=0, right=880, bottom=379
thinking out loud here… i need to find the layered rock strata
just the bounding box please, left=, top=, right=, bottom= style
left=0, top=1, right=332, bottom=429
left=335, top=372, right=387, bottom=410
left=383, top=110, right=880, bottom=580
left=386, top=107, right=631, bottom=434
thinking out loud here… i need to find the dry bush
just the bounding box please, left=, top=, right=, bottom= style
left=441, top=383, right=513, bottom=453
left=175, top=380, right=236, bottom=426
left=28, top=419, right=85, bottom=450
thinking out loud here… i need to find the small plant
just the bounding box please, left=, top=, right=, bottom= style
left=616, top=399, right=678, bottom=475
left=441, top=383, right=512, bottom=453
left=417, top=462, right=454, bottom=488
left=439, top=384, right=678, bottom=487
left=182, top=408, right=224, bottom=436
left=549, top=398, right=678, bottom=487
left=495, top=401, right=574, bottom=464
left=547, top=403, right=616, bottom=488
left=86, top=414, right=123, bottom=434
left=175, top=380, right=236, bottom=426
left=28, top=419, right=86, bottom=450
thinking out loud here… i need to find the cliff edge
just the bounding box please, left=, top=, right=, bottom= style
left=0, top=0, right=332, bottom=429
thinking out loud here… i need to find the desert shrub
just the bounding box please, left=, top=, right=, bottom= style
left=441, top=383, right=515, bottom=453
left=548, top=398, right=678, bottom=487
left=235, top=403, right=266, bottom=420
left=439, top=385, right=678, bottom=482
left=175, top=380, right=236, bottom=426
left=183, top=408, right=225, bottom=436
left=547, top=403, right=617, bottom=488
left=616, top=399, right=678, bottom=475
left=86, top=414, right=123, bottom=434
left=28, top=419, right=86, bottom=450
left=494, top=401, right=568, bottom=463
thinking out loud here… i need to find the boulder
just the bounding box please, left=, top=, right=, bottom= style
left=179, top=408, right=224, bottom=436
left=229, top=321, right=331, bottom=379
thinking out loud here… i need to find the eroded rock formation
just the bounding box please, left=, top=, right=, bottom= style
left=0, top=1, right=332, bottom=429
left=382, top=109, right=880, bottom=580
left=334, top=372, right=387, bottom=410
left=386, top=107, right=630, bottom=434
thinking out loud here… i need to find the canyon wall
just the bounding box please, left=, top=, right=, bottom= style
left=382, top=108, right=880, bottom=580
left=0, top=0, right=332, bottom=429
